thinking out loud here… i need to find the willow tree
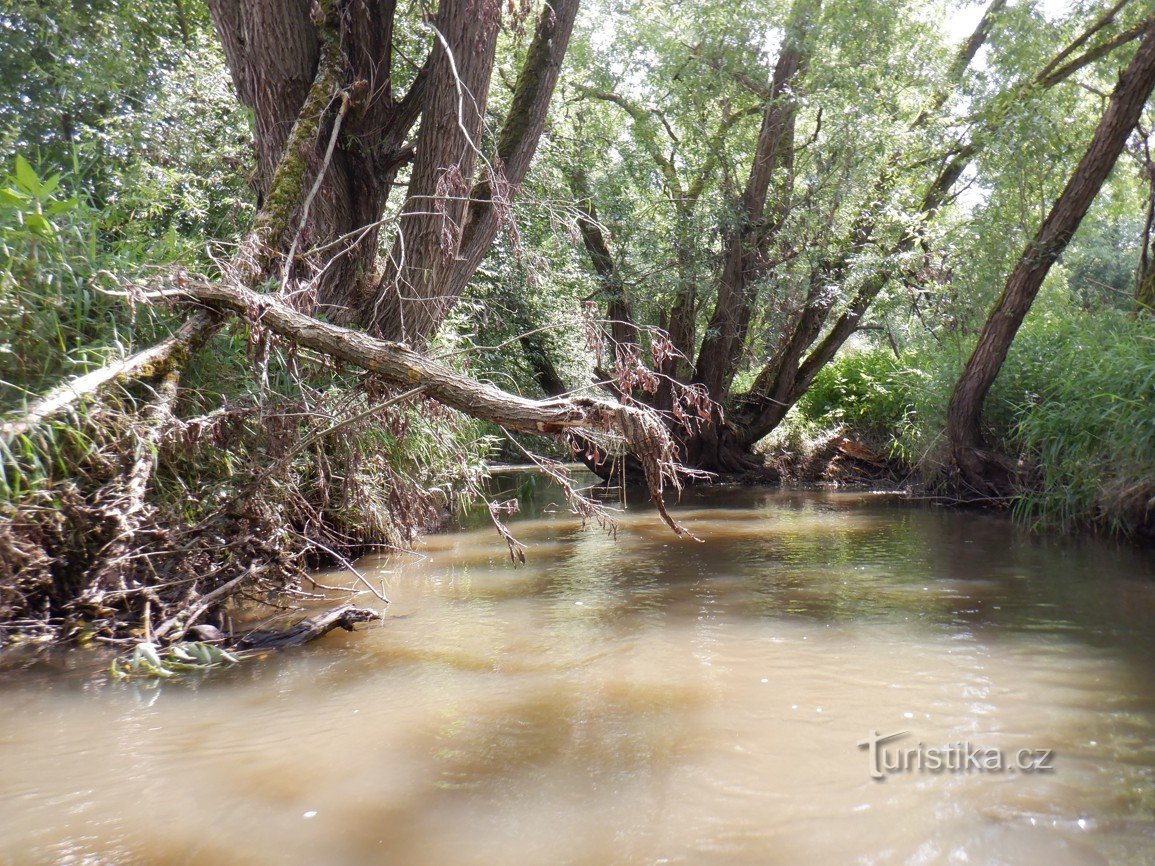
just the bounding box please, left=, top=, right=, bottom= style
left=947, top=14, right=1155, bottom=493
left=7, top=0, right=599, bottom=441
left=543, top=0, right=1151, bottom=476
left=1, top=0, right=702, bottom=642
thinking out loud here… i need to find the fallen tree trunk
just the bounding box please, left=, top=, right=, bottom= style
left=179, top=279, right=693, bottom=534
left=239, top=604, right=382, bottom=650
left=1, top=311, right=217, bottom=445
left=190, top=280, right=628, bottom=435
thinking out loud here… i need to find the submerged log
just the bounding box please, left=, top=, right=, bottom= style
left=239, top=605, right=383, bottom=650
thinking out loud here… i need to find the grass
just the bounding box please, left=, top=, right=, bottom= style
left=786, top=309, right=1155, bottom=538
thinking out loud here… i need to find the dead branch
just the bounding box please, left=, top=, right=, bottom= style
left=83, top=364, right=183, bottom=598
left=177, top=278, right=696, bottom=536
left=487, top=499, right=526, bottom=563
left=238, top=604, right=382, bottom=649
left=1, top=311, right=217, bottom=445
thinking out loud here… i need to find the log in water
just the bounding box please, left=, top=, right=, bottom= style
left=1, top=479, right=1154, bottom=864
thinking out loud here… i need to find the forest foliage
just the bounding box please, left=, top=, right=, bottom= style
left=1, top=0, right=1153, bottom=645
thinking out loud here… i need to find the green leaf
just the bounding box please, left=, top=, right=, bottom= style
left=39, top=173, right=62, bottom=198
left=44, top=196, right=80, bottom=216
left=23, top=212, right=55, bottom=237
left=13, top=156, right=41, bottom=196
left=0, top=186, right=27, bottom=206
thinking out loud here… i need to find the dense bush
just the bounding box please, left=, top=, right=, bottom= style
left=795, top=347, right=924, bottom=449
left=790, top=307, right=1155, bottom=537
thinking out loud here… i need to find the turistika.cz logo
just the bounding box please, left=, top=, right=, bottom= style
left=858, top=730, right=1055, bottom=780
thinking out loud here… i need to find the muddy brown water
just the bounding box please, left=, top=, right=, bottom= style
left=2, top=478, right=1155, bottom=865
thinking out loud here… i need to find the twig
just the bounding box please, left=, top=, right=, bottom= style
left=283, top=89, right=352, bottom=289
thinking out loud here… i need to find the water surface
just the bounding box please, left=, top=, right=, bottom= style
left=2, top=481, right=1155, bottom=864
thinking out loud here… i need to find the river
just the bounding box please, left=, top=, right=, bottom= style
left=2, top=478, right=1155, bottom=864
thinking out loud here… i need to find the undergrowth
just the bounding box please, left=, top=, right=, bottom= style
left=785, top=309, right=1155, bottom=538
left=0, top=154, right=496, bottom=646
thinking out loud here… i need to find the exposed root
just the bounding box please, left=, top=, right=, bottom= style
left=769, top=428, right=906, bottom=485
left=949, top=443, right=1020, bottom=501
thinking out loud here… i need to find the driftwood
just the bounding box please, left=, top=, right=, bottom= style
left=238, top=604, right=383, bottom=650
left=85, top=365, right=184, bottom=596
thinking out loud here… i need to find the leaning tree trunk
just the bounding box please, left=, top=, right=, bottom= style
left=947, top=15, right=1155, bottom=494
left=570, top=166, right=639, bottom=353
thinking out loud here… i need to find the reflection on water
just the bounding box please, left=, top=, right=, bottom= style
left=2, top=476, right=1155, bottom=865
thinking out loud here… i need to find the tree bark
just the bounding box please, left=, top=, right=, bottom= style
left=693, top=0, right=818, bottom=401
left=947, top=15, right=1155, bottom=492
left=367, top=0, right=502, bottom=342
left=366, top=0, right=579, bottom=342
left=208, top=0, right=422, bottom=319
left=448, top=0, right=581, bottom=299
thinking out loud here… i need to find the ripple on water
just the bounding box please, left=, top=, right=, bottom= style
left=2, top=484, right=1155, bottom=864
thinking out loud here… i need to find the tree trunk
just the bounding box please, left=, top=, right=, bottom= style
left=367, top=0, right=502, bottom=342
left=693, top=0, right=818, bottom=401
left=208, top=0, right=422, bottom=319
left=364, top=0, right=579, bottom=343
left=570, top=166, right=639, bottom=352
left=947, top=16, right=1155, bottom=493
left=1137, top=152, right=1155, bottom=312
left=1138, top=259, right=1155, bottom=311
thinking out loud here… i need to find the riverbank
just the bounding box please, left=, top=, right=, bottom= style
left=769, top=307, right=1155, bottom=542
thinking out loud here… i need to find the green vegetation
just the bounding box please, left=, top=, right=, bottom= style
left=786, top=302, right=1154, bottom=536
left=2, top=0, right=1154, bottom=648
left=110, top=640, right=241, bottom=679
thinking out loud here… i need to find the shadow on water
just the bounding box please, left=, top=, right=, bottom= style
left=434, top=471, right=1155, bottom=657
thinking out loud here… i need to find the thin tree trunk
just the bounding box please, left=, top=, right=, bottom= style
left=570, top=167, right=639, bottom=352
left=693, top=0, right=818, bottom=401
left=947, top=15, right=1155, bottom=491
left=1138, top=151, right=1155, bottom=311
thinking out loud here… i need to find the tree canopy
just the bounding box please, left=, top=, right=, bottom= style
left=2, top=0, right=1154, bottom=643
